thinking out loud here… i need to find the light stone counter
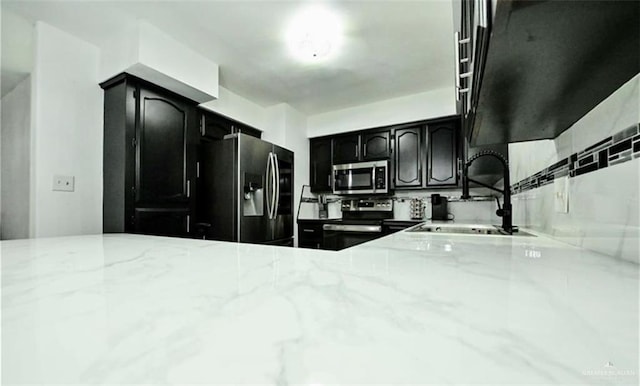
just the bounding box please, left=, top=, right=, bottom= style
left=2, top=230, right=638, bottom=385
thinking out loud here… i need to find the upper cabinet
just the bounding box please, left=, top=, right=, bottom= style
left=426, top=121, right=457, bottom=186
left=333, top=130, right=390, bottom=164
left=454, top=0, right=640, bottom=146
left=394, top=127, right=423, bottom=188
left=362, top=131, right=391, bottom=161
left=332, top=134, right=360, bottom=164
left=199, top=109, right=262, bottom=141
left=309, top=138, right=333, bottom=193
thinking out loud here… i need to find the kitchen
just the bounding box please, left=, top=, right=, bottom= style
left=1, top=1, right=639, bottom=385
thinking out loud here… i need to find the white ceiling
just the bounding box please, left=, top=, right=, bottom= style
left=1, top=0, right=455, bottom=114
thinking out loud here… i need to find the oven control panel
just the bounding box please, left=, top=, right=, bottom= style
left=341, top=198, right=393, bottom=212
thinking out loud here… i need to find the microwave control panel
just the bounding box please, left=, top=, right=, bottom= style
left=375, top=167, right=386, bottom=189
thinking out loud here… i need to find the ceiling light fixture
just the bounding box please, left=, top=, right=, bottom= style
left=286, top=5, right=343, bottom=63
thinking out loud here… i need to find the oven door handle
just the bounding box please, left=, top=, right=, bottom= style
left=323, top=224, right=382, bottom=233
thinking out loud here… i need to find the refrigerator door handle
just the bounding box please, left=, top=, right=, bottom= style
left=268, top=152, right=277, bottom=220
left=265, top=152, right=272, bottom=219
left=273, top=153, right=280, bottom=219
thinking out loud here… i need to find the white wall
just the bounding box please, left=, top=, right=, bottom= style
left=99, top=20, right=218, bottom=103
left=1, top=77, right=31, bottom=239
left=510, top=74, right=640, bottom=263
left=200, top=86, right=267, bottom=134
left=283, top=105, right=309, bottom=247
left=306, top=87, right=456, bottom=138
left=30, top=22, right=103, bottom=238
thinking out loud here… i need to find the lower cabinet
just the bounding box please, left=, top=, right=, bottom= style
left=134, top=209, right=190, bottom=237
left=382, top=220, right=422, bottom=235
left=298, top=221, right=325, bottom=249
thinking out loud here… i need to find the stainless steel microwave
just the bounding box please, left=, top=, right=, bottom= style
left=333, top=160, right=389, bottom=195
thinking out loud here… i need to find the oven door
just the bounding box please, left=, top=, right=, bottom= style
left=322, top=224, right=383, bottom=251
left=333, top=161, right=388, bottom=195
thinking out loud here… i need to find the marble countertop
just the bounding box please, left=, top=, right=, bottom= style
left=2, top=228, right=638, bottom=385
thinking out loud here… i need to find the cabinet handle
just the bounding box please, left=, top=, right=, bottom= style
left=328, top=174, right=331, bottom=189
left=313, top=163, right=317, bottom=185
left=200, top=116, right=205, bottom=136
left=364, top=143, right=368, bottom=157
left=186, top=215, right=190, bottom=233
left=454, top=32, right=461, bottom=101
left=303, top=229, right=315, bottom=233
left=355, top=145, right=359, bottom=158
left=186, top=180, right=191, bottom=198
left=196, top=162, right=200, bottom=178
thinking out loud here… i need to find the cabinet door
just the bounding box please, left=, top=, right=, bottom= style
left=136, top=87, right=196, bottom=205
left=427, top=122, right=458, bottom=186
left=394, top=127, right=423, bottom=188
left=231, top=122, right=262, bottom=139
left=362, top=131, right=390, bottom=160
left=298, top=222, right=324, bottom=249
left=310, top=138, right=332, bottom=192
left=332, top=134, right=360, bottom=164
left=134, top=209, right=189, bottom=237
left=200, top=111, right=232, bottom=140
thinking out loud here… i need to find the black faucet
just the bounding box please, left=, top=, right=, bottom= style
left=461, top=150, right=513, bottom=234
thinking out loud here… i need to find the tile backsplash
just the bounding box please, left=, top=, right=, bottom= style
left=509, top=74, right=639, bottom=264
left=511, top=123, right=640, bottom=194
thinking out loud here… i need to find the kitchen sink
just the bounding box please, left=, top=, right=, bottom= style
left=407, top=223, right=535, bottom=237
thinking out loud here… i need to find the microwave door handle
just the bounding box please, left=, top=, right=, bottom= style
left=371, top=166, right=376, bottom=193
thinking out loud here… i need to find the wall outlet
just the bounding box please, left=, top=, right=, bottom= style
left=554, top=176, right=569, bottom=213
left=53, top=175, right=75, bottom=192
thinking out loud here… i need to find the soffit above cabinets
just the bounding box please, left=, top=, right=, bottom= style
left=469, top=0, right=639, bottom=146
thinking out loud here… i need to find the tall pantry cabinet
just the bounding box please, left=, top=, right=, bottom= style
left=101, top=74, right=199, bottom=237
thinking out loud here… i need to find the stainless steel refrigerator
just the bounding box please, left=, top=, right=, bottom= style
left=200, top=133, right=294, bottom=246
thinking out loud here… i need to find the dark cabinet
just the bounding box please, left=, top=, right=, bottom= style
left=394, top=127, right=422, bottom=188
left=199, top=110, right=262, bottom=141
left=200, top=111, right=231, bottom=140
left=136, top=87, right=194, bottom=205
left=362, top=131, right=390, bottom=160
left=333, top=130, right=390, bottom=164
left=454, top=1, right=638, bottom=145
left=134, top=209, right=190, bottom=237
left=309, top=138, right=333, bottom=193
left=102, top=74, right=199, bottom=237
left=426, top=121, right=458, bottom=186
left=332, top=134, right=360, bottom=164
left=382, top=220, right=421, bottom=235
left=298, top=221, right=324, bottom=249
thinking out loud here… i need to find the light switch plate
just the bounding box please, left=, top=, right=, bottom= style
left=53, top=175, right=75, bottom=192
left=554, top=176, right=569, bottom=213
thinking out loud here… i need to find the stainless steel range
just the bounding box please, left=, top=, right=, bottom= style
left=322, top=197, right=393, bottom=251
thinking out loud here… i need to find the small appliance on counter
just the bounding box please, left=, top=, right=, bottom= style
left=431, top=194, right=449, bottom=221
left=409, top=198, right=425, bottom=220
left=318, top=194, right=328, bottom=219
left=297, top=185, right=342, bottom=221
